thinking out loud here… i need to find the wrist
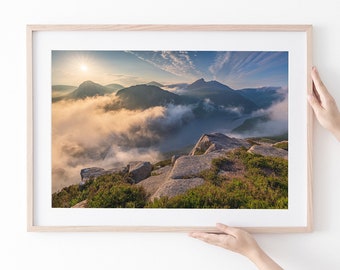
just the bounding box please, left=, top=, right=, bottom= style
left=245, top=245, right=265, bottom=264
left=332, top=129, right=340, bottom=142
left=246, top=247, right=283, bottom=270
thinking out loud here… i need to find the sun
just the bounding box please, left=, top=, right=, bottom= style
left=80, top=64, right=88, bottom=72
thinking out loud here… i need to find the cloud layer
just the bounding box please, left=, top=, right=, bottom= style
left=52, top=95, right=195, bottom=192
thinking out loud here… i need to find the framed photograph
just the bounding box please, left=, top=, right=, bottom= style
left=27, top=24, right=313, bottom=232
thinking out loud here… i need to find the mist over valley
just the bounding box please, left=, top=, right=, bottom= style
left=52, top=78, right=287, bottom=192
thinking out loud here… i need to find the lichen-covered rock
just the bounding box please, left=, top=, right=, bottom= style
left=136, top=165, right=171, bottom=198
left=169, top=151, right=225, bottom=179
left=247, top=144, right=288, bottom=159
left=80, top=167, right=105, bottom=181
left=171, top=155, right=180, bottom=165
left=189, top=133, right=250, bottom=156
left=150, top=151, right=226, bottom=200
left=151, top=177, right=204, bottom=200
left=128, top=161, right=152, bottom=183
left=80, top=166, right=128, bottom=182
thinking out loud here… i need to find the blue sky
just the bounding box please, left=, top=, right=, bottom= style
left=52, top=50, right=288, bottom=89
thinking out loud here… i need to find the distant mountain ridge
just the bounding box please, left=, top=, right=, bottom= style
left=165, top=83, right=189, bottom=89
left=104, top=78, right=260, bottom=114
left=107, top=84, right=193, bottom=110
left=105, top=83, right=125, bottom=91
left=53, top=79, right=286, bottom=118
left=52, top=85, right=77, bottom=92
left=52, top=85, right=77, bottom=100
left=238, top=86, right=286, bottom=108
left=53, top=80, right=118, bottom=102
left=182, top=78, right=259, bottom=114
left=67, top=80, right=112, bottom=99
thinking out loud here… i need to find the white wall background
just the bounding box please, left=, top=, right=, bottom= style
left=1, top=0, right=340, bottom=269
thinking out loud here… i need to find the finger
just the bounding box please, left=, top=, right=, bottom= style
left=312, top=81, right=321, bottom=104
left=311, top=67, right=332, bottom=102
left=308, top=93, right=323, bottom=113
left=216, top=223, right=239, bottom=237
left=190, top=231, right=235, bottom=250
left=189, top=232, right=223, bottom=245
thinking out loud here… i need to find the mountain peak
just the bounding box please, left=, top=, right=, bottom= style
left=146, top=81, right=164, bottom=87
left=113, top=84, right=183, bottom=110
left=196, top=78, right=206, bottom=83
left=79, top=80, right=98, bottom=87
left=69, top=80, right=110, bottom=99
left=209, top=80, right=229, bottom=89
left=187, top=78, right=233, bottom=91
left=186, top=78, right=207, bottom=90
left=79, top=80, right=95, bottom=86
left=194, top=78, right=206, bottom=84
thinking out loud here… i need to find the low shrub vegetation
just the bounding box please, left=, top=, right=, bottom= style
left=52, top=172, right=148, bottom=208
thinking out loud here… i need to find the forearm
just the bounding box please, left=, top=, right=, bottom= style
left=329, top=115, right=340, bottom=142
left=248, top=248, right=283, bottom=270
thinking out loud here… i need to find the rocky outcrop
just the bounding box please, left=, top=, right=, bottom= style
left=80, top=167, right=106, bottom=181
left=136, top=166, right=171, bottom=198
left=171, top=155, right=180, bottom=165
left=79, top=161, right=152, bottom=184
left=149, top=152, right=223, bottom=200
left=189, top=133, right=250, bottom=156
left=168, top=151, right=225, bottom=179
left=128, top=161, right=152, bottom=183
left=148, top=134, right=289, bottom=200
left=247, top=144, right=288, bottom=160
left=80, top=166, right=129, bottom=182
left=78, top=133, right=288, bottom=202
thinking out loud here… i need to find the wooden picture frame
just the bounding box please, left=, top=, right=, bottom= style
left=27, top=24, right=313, bottom=232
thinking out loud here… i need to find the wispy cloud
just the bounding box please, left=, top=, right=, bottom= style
left=208, top=52, right=288, bottom=88
left=209, top=52, right=231, bottom=77
left=127, top=51, right=202, bottom=81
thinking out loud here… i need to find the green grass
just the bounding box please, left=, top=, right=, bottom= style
left=273, top=141, right=288, bottom=151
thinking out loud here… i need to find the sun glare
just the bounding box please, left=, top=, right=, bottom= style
left=80, top=64, right=88, bottom=72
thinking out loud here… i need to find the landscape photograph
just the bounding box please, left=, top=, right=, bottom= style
left=51, top=50, right=289, bottom=209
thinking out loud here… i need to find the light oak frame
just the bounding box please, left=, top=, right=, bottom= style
left=27, top=24, right=313, bottom=232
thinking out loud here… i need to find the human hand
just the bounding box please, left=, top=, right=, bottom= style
left=189, top=223, right=283, bottom=270
left=308, top=66, right=340, bottom=141
left=189, top=223, right=259, bottom=258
